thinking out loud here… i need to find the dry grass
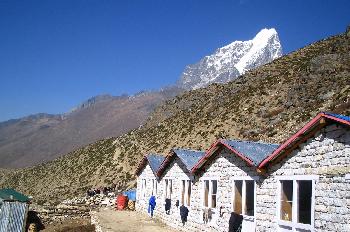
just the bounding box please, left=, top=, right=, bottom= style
left=1, top=32, right=349, bottom=203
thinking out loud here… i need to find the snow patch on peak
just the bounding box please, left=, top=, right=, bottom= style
left=254, top=28, right=277, bottom=41
left=177, top=28, right=282, bottom=90
left=235, top=28, right=281, bottom=74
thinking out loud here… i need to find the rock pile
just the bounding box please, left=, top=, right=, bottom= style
left=85, top=193, right=116, bottom=207
left=31, top=193, right=118, bottom=225
left=62, top=192, right=117, bottom=207
left=30, top=203, right=90, bottom=225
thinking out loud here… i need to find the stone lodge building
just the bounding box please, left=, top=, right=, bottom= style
left=135, top=112, right=350, bottom=232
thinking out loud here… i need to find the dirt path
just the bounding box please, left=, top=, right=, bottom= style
left=42, top=218, right=95, bottom=232
left=94, top=208, right=178, bottom=232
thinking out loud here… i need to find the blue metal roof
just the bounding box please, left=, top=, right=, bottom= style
left=221, top=139, right=279, bottom=166
left=324, top=112, right=350, bottom=122
left=172, top=149, right=205, bottom=171
left=147, top=154, right=165, bottom=175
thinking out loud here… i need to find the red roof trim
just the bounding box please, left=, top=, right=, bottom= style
left=134, top=155, right=148, bottom=176
left=191, top=139, right=254, bottom=174
left=191, top=140, right=220, bottom=173
left=258, top=112, right=350, bottom=169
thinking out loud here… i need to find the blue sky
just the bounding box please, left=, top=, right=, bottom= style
left=0, top=0, right=349, bottom=122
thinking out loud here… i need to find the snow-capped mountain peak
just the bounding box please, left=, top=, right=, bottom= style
left=235, top=28, right=281, bottom=74
left=177, top=28, right=282, bottom=90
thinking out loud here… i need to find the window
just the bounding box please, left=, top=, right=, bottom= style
left=245, top=181, right=254, bottom=216
left=141, top=179, right=147, bottom=198
left=180, top=180, right=192, bottom=206
left=203, top=179, right=218, bottom=208
left=212, top=180, right=217, bottom=208
left=277, top=176, right=317, bottom=231
left=204, top=180, right=209, bottom=207
left=187, top=181, right=192, bottom=206
left=234, top=181, right=242, bottom=214
left=280, top=180, right=293, bottom=221
left=298, top=181, right=312, bottom=224
left=181, top=180, right=185, bottom=205
left=164, top=179, right=172, bottom=199
left=232, top=179, right=255, bottom=216
left=151, top=179, right=158, bottom=196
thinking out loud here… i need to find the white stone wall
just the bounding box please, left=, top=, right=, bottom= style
left=136, top=163, right=160, bottom=214
left=256, top=124, right=350, bottom=232
left=136, top=124, right=350, bottom=232
left=155, top=157, right=193, bottom=229
left=186, top=148, right=259, bottom=232
left=139, top=149, right=259, bottom=232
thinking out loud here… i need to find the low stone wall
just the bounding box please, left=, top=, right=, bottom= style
left=29, top=193, right=117, bottom=226
left=30, top=203, right=91, bottom=225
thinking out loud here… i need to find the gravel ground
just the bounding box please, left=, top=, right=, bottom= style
left=94, top=208, right=178, bottom=232
left=41, top=218, right=95, bottom=232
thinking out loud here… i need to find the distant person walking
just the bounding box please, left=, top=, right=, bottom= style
left=148, top=196, right=156, bottom=217
left=179, top=205, right=189, bottom=226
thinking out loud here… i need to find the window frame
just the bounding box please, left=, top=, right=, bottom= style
left=276, top=175, right=318, bottom=231
left=231, top=176, right=258, bottom=219
left=201, top=177, right=218, bottom=209
left=180, top=178, right=192, bottom=207
left=151, top=178, right=158, bottom=196
left=163, top=178, right=173, bottom=200
left=141, top=178, right=147, bottom=198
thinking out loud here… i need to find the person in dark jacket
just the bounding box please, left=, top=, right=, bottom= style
left=228, top=212, right=243, bottom=232
left=165, top=198, right=171, bottom=215
left=175, top=200, right=179, bottom=208
left=179, top=205, right=189, bottom=226
left=148, top=196, right=156, bottom=217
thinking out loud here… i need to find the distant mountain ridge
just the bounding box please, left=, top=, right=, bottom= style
left=0, top=88, right=181, bottom=168
left=177, top=28, right=282, bottom=90
left=70, top=94, right=116, bottom=112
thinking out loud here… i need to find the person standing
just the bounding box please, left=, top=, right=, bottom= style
left=148, top=195, right=156, bottom=217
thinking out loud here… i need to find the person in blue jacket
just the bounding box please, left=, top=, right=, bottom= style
left=148, top=195, right=156, bottom=217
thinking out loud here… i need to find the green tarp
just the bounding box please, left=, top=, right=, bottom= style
left=0, top=189, right=30, bottom=202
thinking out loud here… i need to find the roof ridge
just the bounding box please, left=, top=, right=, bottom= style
left=172, top=148, right=205, bottom=152
left=147, top=153, right=165, bottom=157
left=221, top=138, right=279, bottom=146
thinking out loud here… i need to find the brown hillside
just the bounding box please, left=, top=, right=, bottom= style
left=0, top=31, right=349, bottom=203
left=0, top=88, right=180, bottom=168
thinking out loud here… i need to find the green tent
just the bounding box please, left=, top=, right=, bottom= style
left=0, top=189, right=30, bottom=202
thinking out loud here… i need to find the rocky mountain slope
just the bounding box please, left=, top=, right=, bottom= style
left=0, top=28, right=281, bottom=169
left=0, top=88, right=181, bottom=168
left=177, top=28, right=282, bottom=90
left=0, top=30, right=349, bottom=203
